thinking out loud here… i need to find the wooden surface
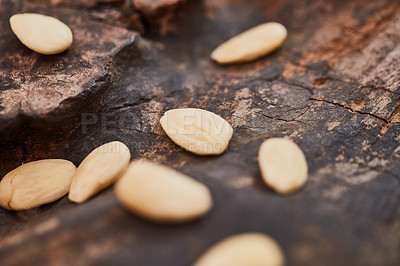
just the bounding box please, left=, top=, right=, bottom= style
left=1, top=0, right=400, bottom=265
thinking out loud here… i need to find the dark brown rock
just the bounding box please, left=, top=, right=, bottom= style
left=1, top=0, right=400, bottom=266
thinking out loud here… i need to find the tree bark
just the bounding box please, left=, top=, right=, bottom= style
left=1, top=0, right=399, bottom=265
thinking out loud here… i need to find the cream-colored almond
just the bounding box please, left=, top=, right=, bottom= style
left=69, top=141, right=130, bottom=203
left=0, top=159, right=76, bottom=210
left=115, top=160, right=212, bottom=223
left=193, top=233, right=285, bottom=266
left=258, top=138, right=308, bottom=194
left=10, top=13, right=73, bottom=55
left=211, top=22, right=287, bottom=64
left=160, top=108, right=233, bottom=155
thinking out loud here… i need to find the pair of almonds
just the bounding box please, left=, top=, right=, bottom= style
left=115, top=160, right=212, bottom=223
left=160, top=108, right=233, bottom=155
left=160, top=108, right=308, bottom=193
left=10, top=13, right=73, bottom=55
left=0, top=141, right=130, bottom=210
left=194, top=233, right=285, bottom=266
left=74, top=142, right=212, bottom=223
left=211, top=22, right=287, bottom=64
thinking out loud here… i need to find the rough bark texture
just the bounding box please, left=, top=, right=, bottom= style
left=1, top=0, right=400, bottom=265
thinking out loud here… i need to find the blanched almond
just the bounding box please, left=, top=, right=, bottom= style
left=211, top=22, right=287, bottom=64
left=160, top=108, right=233, bottom=155
left=10, top=13, right=73, bottom=55
left=69, top=141, right=130, bottom=203
left=193, top=233, right=285, bottom=266
left=0, top=159, right=76, bottom=210
left=258, top=138, right=308, bottom=194
left=115, top=160, right=212, bottom=223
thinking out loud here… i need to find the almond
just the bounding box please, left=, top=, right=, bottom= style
left=69, top=141, right=130, bottom=203
left=258, top=138, right=308, bottom=194
left=10, top=13, right=73, bottom=55
left=0, top=159, right=76, bottom=210
left=194, top=233, right=285, bottom=266
left=160, top=108, right=233, bottom=155
left=115, top=160, right=212, bottom=223
left=211, top=22, right=287, bottom=64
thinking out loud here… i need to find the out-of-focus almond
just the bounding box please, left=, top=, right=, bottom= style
left=115, top=160, right=212, bottom=223
left=10, top=13, right=73, bottom=55
left=160, top=108, right=233, bottom=155
left=0, top=159, right=76, bottom=210
left=258, top=138, right=308, bottom=194
left=69, top=141, right=130, bottom=203
left=211, top=22, right=287, bottom=64
left=193, top=233, right=285, bottom=266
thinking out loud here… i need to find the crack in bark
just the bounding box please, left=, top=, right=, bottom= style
left=378, top=101, right=400, bottom=135
left=258, top=112, right=308, bottom=126
left=309, top=97, right=389, bottom=123
left=107, top=95, right=158, bottom=112
left=279, top=79, right=314, bottom=94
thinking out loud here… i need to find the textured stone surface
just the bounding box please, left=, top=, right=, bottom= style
left=1, top=0, right=400, bottom=265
